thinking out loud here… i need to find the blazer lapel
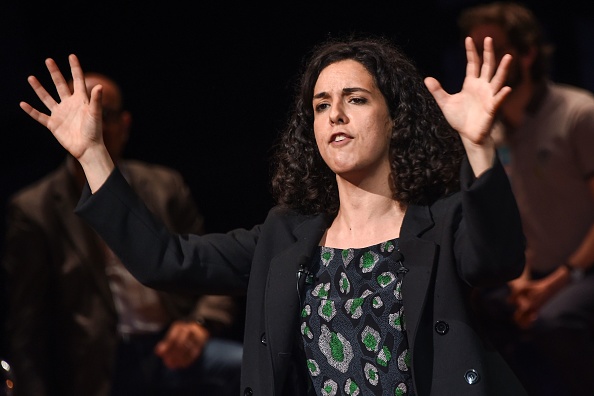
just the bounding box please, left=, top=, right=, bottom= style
left=399, top=204, right=437, bottom=348
left=264, top=214, right=329, bottom=381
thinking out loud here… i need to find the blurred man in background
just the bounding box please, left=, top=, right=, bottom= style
left=459, top=2, right=594, bottom=395
left=2, top=72, right=243, bottom=396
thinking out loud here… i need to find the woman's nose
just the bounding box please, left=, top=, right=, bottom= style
left=329, top=105, right=347, bottom=125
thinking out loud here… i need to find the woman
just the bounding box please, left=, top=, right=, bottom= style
left=21, top=35, right=526, bottom=395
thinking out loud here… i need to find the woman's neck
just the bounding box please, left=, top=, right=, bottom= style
left=322, top=180, right=406, bottom=248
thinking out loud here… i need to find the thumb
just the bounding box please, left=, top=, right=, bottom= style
left=90, top=84, right=103, bottom=119
left=154, top=339, right=169, bottom=357
left=424, top=77, right=448, bottom=105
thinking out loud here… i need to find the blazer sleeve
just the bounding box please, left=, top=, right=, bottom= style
left=134, top=163, right=206, bottom=236
left=148, top=165, right=241, bottom=333
left=75, top=167, right=255, bottom=296
left=456, top=155, right=526, bottom=286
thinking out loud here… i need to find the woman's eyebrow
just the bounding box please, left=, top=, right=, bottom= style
left=313, top=87, right=371, bottom=99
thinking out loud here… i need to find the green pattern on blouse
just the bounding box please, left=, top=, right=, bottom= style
left=301, top=239, right=415, bottom=395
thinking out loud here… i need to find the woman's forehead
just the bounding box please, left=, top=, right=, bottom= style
left=315, top=60, right=374, bottom=91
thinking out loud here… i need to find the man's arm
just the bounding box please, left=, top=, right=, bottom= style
left=510, top=176, right=594, bottom=328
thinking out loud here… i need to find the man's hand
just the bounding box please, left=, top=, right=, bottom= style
left=509, top=269, right=569, bottom=329
left=154, top=320, right=210, bottom=369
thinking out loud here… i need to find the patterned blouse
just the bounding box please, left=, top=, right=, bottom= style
left=300, top=239, right=415, bottom=396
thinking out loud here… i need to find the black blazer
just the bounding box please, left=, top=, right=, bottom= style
left=76, top=157, right=527, bottom=396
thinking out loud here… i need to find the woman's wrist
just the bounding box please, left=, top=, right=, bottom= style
left=80, top=145, right=115, bottom=193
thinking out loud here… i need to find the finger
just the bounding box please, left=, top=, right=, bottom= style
left=27, top=75, right=58, bottom=111
left=424, top=77, right=449, bottom=107
left=480, top=37, right=495, bottom=81
left=89, top=85, right=104, bottom=121
left=157, top=340, right=194, bottom=366
left=160, top=324, right=188, bottom=352
left=490, top=53, right=513, bottom=91
left=492, top=86, right=512, bottom=110
left=45, top=58, right=71, bottom=100
left=19, top=101, right=50, bottom=127
left=465, top=36, right=480, bottom=78
left=68, top=54, right=88, bottom=99
left=154, top=338, right=173, bottom=356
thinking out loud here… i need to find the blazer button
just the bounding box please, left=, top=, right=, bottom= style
left=464, top=369, right=480, bottom=385
left=243, top=387, right=253, bottom=396
left=434, top=320, right=449, bottom=335
left=261, top=333, right=267, bottom=346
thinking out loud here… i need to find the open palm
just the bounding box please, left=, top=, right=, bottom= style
left=20, top=54, right=104, bottom=162
left=424, top=37, right=512, bottom=146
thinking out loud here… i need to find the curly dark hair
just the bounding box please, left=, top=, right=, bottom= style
left=271, top=34, right=464, bottom=217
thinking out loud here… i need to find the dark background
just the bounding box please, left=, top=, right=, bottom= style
left=1, top=0, right=593, bottom=235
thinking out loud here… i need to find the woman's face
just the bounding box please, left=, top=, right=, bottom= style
left=312, top=59, right=393, bottom=182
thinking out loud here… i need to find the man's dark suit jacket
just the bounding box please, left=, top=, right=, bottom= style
left=3, top=159, right=237, bottom=396
left=76, top=157, right=528, bottom=396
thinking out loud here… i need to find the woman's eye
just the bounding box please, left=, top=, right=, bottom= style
left=350, top=97, right=367, bottom=105
left=315, top=103, right=330, bottom=112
